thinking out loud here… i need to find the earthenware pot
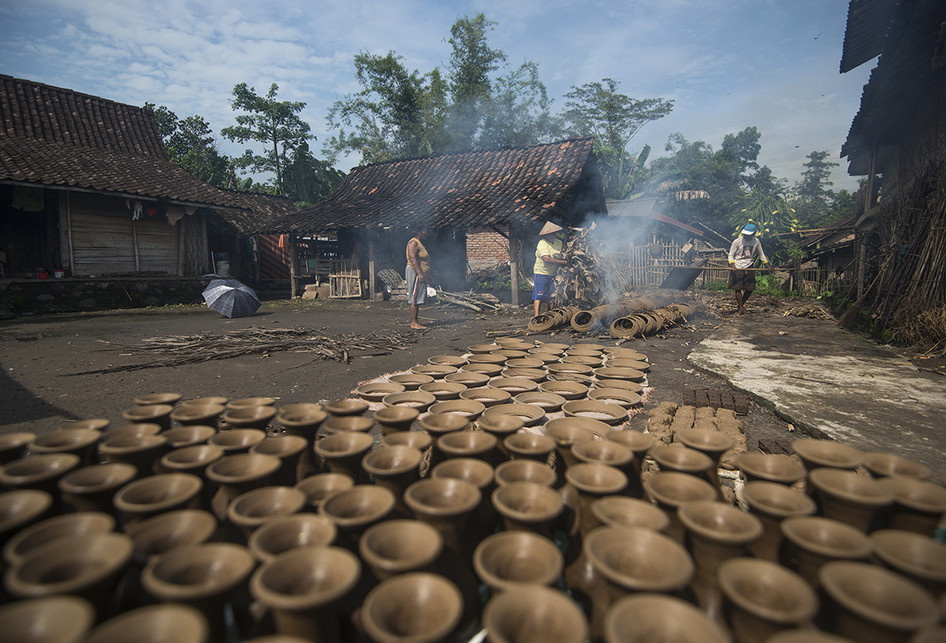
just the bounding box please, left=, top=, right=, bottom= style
left=491, top=480, right=565, bottom=540
left=170, top=403, right=224, bottom=427
left=161, top=425, right=216, bottom=449
left=105, top=423, right=163, bottom=440
left=0, top=489, right=53, bottom=549
left=862, top=452, right=931, bottom=479
left=403, top=477, right=482, bottom=555
left=779, top=516, right=873, bottom=589
left=248, top=513, right=337, bottom=564
left=869, top=529, right=946, bottom=596
left=417, top=412, right=471, bottom=436
left=125, top=509, right=217, bottom=563
left=372, top=406, right=419, bottom=435
left=503, top=432, right=556, bottom=463
left=717, top=557, right=819, bottom=643
left=113, top=473, right=203, bottom=526
left=543, top=420, right=598, bottom=484
left=82, top=604, right=209, bottom=643
left=207, top=428, right=266, bottom=454
left=819, top=561, right=938, bottom=643
left=29, top=429, right=101, bottom=465
left=249, top=435, right=307, bottom=486
left=277, top=403, right=328, bottom=479
left=57, top=462, right=137, bottom=516
left=430, top=457, right=497, bottom=540
left=358, top=518, right=442, bottom=582
left=98, top=434, right=168, bottom=478
left=228, top=397, right=276, bottom=409
left=134, top=392, right=182, bottom=407
left=181, top=397, right=229, bottom=408
left=482, top=584, right=588, bottom=643
left=321, top=415, right=375, bottom=435
left=590, top=496, right=670, bottom=532
left=361, top=572, right=463, bottom=643
left=142, top=542, right=255, bottom=642
left=737, top=453, right=807, bottom=485
left=792, top=438, right=862, bottom=471
left=250, top=545, right=360, bottom=643
left=0, top=453, right=81, bottom=508
left=314, top=431, right=374, bottom=483
left=3, top=511, right=115, bottom=567
left=324, top=399, right=369, bottom=417
left=604, top=593, right=730, bottom=643
left=227, top=486, right=306, bottom=540
left=221, top=405, right=276, bottom=431
left=651, top=445, right=717, bottom=495
left=294, top=472, right=354, bottom=512
left=742, top=480, right=817, bottom=562
left=319, top=484, right=396, bottom=551
left=381, top=430, right=433, bottom=451
left=678, top=500, right=764, bottom=621
left=123, top=404, right=174, bottom=432
left=765, top=631, right=855, bottom=643
left=436, top=430, right=499, bottom=464
left=477, top=414, right=525, bottom=454
left=362, top=445, right=423, bottom=516
left=604, top=429, right=653, bottom=498
left=584, top=526, right=695, bottom=639
left=0, top=432, right=34, bottom=465
left=494, top=459, right=556, bottom=487
left=6, top=532, right=133, bottom=619
left=205, top=453, right=281, bottom=520
left=676, top=429, right=733, bottom=491
left=643, top=472, right=717, bottom=544
left=0, top=595, right=95, bottom=643
left=564, top=463, right=628, bottom=538
left=158, top=446, right=223, bottom=510
left=876, top=475, right=946, bottom=536
left=473, top=530, right=563, bottom=593
left=807, top=467, right=894, bottom=532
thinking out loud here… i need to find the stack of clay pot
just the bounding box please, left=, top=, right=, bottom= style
left=1, top=338, right=944, bottom=643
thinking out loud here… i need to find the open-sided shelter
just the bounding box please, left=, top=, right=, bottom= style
left=266, top=138, right=606, bottom=305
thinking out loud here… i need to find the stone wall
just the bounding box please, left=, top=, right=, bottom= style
left=0, top=277, right=210, bottom=316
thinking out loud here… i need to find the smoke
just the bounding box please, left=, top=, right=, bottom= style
left=574, top=212, right=656, bottom=305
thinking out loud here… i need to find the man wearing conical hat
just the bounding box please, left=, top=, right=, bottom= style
left=727, top=222, right=769, bottom=315
left=532, top=221, right=567, bottom=317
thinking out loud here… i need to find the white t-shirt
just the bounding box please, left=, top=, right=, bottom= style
left=728, top=235, right=767, bottom=269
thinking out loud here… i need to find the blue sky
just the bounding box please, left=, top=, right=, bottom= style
left=0, top=0, right=871, bottom=191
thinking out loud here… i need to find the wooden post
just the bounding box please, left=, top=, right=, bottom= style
left=509, top=224, right=520, bottom=308
left=368, top=231, right=377, bottom=301
left=289, top=234, right=299, bottom=298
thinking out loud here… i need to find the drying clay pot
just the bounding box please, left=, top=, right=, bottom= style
left=436, top=430, right=499, bottom=463
left=30, top=429, right=101, bottom=465
left=473, top=530, right=563, bottom=592
left=161, top=425, right=217, bottom=449
left=314, top=431, right=374, bottom=483
left=0, top=432, right=35, bottom=465
left=319, top=484, right=396, bottom=550
left=321, top=415, right=374, bottom=434
left=134, top=392, right=182, bottom=407
left=323, top=399, right=368, bottom=416
left=862, top=452, right=931, bottom=479
left=358, top=518, right=443, bottom=581
left=591, top=496, right=670, bottom=532
left=3, top=511, right=115, bottom=567
left=227, top=486, right=306, bottom=539
left=82, top=604, right=208, bottom=643
left=248, top=513, right=337, bottom=564
left=294, top=472, right=354, bottom=511
left=404, top=477, right=482, bottom=555
left=0, top=595, right=95, bottom=643
left=792, top=438, right=862, bottom=471
left=491, top=481, right=564, bottom=539
left=807, top=468, right=894, bottom=532
left=361, top=572, right=464, bottom=643
left=205, top=453, right=281, bottom=520
left=125, top=509, right=217, bottom=562
left=604, top=593, right=730, bottom=643
left=644, top=472, right=717, bottom=544
left=208, top=428, right=267, bottom=454
left=170, top=403, right=224, bottom=427
left=482, top=584, right=588, bottom=643
left=362, top=445, right=423, bottom=515
left=779, top=516, right=873, bottom=589
left=869, top=529, right=946, bottom=596
left=503, top=432, right=556, bottom=463
left=0, top=454, right=82, bottom=503
left=494, top=460, right=556, bottom=487
left=0, top=489, right=53, bottom=547
left=372, top=406, right=420, bottom=434
left=58, top=462, right=137, bottom=515
left=98, top=433, right=168, bottom=478
left=250, top=435, right=308, bottom=486
left=742, top=480, right=817, bottom=562
left=737, top=453, right=807, bottom=486
left=113, top=473, right=203, bottom=526
left=221, top=406, right=276, bottom=430
left=565, top=463, right=628, bottom=538
left=876, top=475, right=946, bottom=536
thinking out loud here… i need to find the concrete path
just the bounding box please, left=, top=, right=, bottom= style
left=688, top=314, right=946, bottom=472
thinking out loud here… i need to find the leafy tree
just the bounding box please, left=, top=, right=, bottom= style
left=221, top=83, right=313, bottom=195
left=282, top=142, right=346, bottom=207
left=793, top=150, right=840, bottom=228
left=144, top=103, right=235, bottom=188
left=477, top=61, right=560, bottom=150
left=561, top=78, right=673, bottom=199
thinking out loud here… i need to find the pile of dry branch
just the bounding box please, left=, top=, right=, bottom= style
left=435, top=290, right=504, bottom=313
left=552, top=224, right=602, bottom=306
left=71, top=327, right=417, bottom=374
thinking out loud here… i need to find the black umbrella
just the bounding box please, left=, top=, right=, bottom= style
left=202, top=279, right=261, bottom=318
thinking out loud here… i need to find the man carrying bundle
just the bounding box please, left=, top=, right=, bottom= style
left=728, top=222, right=769, bottom=315
left=533, top=221, right=567, bottom=317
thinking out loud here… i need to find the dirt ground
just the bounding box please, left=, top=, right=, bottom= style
left=0, top=291, right=800, bottom=451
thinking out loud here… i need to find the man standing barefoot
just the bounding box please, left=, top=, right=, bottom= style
left=727, top=223, right=769, bottom=315
left=406, top=226, right=431, bottom=329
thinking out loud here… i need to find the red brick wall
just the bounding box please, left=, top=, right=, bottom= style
left=467, top=228, right=510, bottom=272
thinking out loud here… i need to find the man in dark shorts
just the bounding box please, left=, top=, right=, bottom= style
left=727, top=223, right=769, bottom=314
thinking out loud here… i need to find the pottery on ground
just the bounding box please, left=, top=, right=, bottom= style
left=862, top=452, right=932, bottom=479
left=643, top=472, right=717, bottom=544
left=362, top=445, right=423, bottom=515
left=324, top=399, right=369, bottom=417
left=170, top=403, right=224, bottom=427
left=161, top=425, right=216, bottom=449
left=294, top=472, right=354, bottom=512
left=869, top=529, right=946, bottom=596
left=221, top=406, right=276, bottom=430
left=403, top=477, right=482, bottom=555
left=205, top=453, right=282, bottom=520
left=502, top=432, right=556, bottom=463
left=431, top=457, right=496, bottom=491
left=227, top=486, right=306, bottom=539
left=0, top=595, right=96, bottom=643
left=565, top=463, right=628, bottom=538
left=791, top=438, right=862, bottom=471
left=3, top=511, right=115, bottom=567
left=482, top=584, right=588, bottom=643
left=125, top=509, right=218, bottom=562
left=650, top=445, right=717, bottom=493
left=604, top=593, right=731, bottom=643
left=361, top=572, right=464, bottom=643
left=82, top=604, right=209, bottom=643
left=57, top=462, right=138, bottom=515
left=0, top=454, right=82, bottom=505
left=112, top=473, right=203, bottom=526
left=473, top=530, right=563, bottom=592
left=779, top=516, right=873, bottom=589
left=736, top=453, right=807, bottom=486
left=134, top=392, right=182, bottom=407
left=741, top=480, right=817, bottom=562
left=314, top=431, right=374, bottom=483
left=318, top=484, right=396, bottom=550
left=98, top=433, right=168, bottom=478
left=436, top=430, right=499, bottom=463
left=591, top=496, right=670, bottom=532
left=358, top=518, right=443, bottom=581
left=250, top=435, right=308, bottom=486
left=29, top=429, right=101, bottom=465
left=372, top=406, right=420, bottom=435
left=0, top=489, right=53, bottom=547
left=122, top=405, right=174, bottom=432
left=321, top=415, right=375, bottom=434
left=0, top=432, right=35, bottom=465
left=494, top=460, right=556, bottom=487
left=248, top=513, right=337, bottom=564
left=807, top=467, right=894, bottom=532
left=491, top=481, right=564, bottom=539
left=876, top=475, right=946, bottom=536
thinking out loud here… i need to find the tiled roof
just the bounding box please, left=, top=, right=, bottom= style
left=839, top=0, right=897, bottom=73
left=269, top=138, right=603, bottom=233
left=220, top=190, right=299, bottom=232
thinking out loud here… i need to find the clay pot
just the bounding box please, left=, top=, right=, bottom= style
left=766, top=631, right=855, bottom=643
left=294, top=472, right=355, bottom=511
left=362, top=445, right=422, bottom=515
left=403, top=477, right=482, bottom=555
left=59, top=419, right=110, bottom=431
left=170, top=403, right=224, bottom=427
left=58, top=463, right=137, bottom=515
left=584, top=526, right=695, bottom=639
left=381, top=431, right=433, bottom=451
left=248, top=513, right=337, bottom=564
left=590, top=496, right=670, bottom=532
left=651, top=445, right=717, bottom=493
left=432, top=457, right=495, bottom=490
left=678, top=500, right=764, bottom=620
left=227, top=486, right=306, bottom=539
left=159, top=445, right=224, bottom=495
left=105, top=424, right=163, bottom=440
left=677, top=429, right=733, bottom=490
left=779, top=516, right=873, bottom=589
left=0, top=489, right=53, bottom=548
left=29, top=429, right=101, bottom=465
left=482, top=584, right=588, bottom=643
left=0, top=595, right=95, bottom=643
left=3, top=511, right=115, bottom=567
left=717, top=558, right=819, bottom=643
left=544, top=419, right=598, bottom=482
left=807, top=468, right=894, bottom=532
left=221, top=406, right=277, bottom=430
left=208, top=428, right=267, bottom=454
left=473, top=530, right=563, bottom=592
left=122, top=404, right=174, bottom=432
left=437, top=430, right=499, bottom=463
left=359, top=519, right=443, bottom=581
left=361, top=572, right=464, bottom=643
left=142, top=542, right=256, bottom=642
left=6, top=532, right=133, bottom=618
left=819, top=561, right=938, bottom=643
left=319, top=484, right=396, bottom=551
left=228, top=397, right=276, bottom=409
left=643, top=472, right=717, bottom=544
left=250, top=435, right=308, bottom=486
left=503, top=432, right=556, bottom=463
left=494, top=459, right=556, bottom=487
left=82, top=604, right=208, bottom=643
left=565, top=463, right=628, bottom=538
left=324, top=399, right=369, bottom=417
left=134, top=393, right=182, bottom=407
left=870, top=529, right=946, bottom=596
left=113, top=473, right=203, bottom=526
left=417, top=412, right=471, bottom=436
left=277, top=404, right=328, bottom=479
left=477, top=413, right=525, bottom=444
left=372, top=406, right=419, bottom=435
left=0, top=432, right=34, bottom=465
left=98, top=434, right=168, bottom=478
left=876, top=476, right=946, bottom=536
left=571, top=438, right=633, bottom=469
left=792, top=438, right=862, bottom=471
left=492, top=480, right=564, bottom=536
left=206, top=453, right=281, bottom=520
left=161, top=425, right=216, bottom=449
left=862, top=452, right=931, bottom=479
left=604, top=430, right=652, bottom=497
left=321, top=415, right=375, bottom=434
left=125, top=509, right=217, bottom=562
left=314, top=431, right=374, bottom=483
left=737, top=453, right=808, bottom=485
left=181, top=397, right=229, bottom=407
left=742, top=480, right=817, bottom=562
left=250, top=545, right=360, bottom=642
left=604, top=593, right=730, bottom=643
left=0, top=453, right=81, bottom=506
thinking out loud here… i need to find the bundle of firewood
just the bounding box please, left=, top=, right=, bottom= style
left=435, top=290, right=504, bottom=313
left=552, top=224, right=602, bottom=306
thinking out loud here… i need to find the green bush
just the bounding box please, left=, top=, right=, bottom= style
left=697, top=280, right=729, bottom=291
left=755, top=273, right=786, bottom=297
